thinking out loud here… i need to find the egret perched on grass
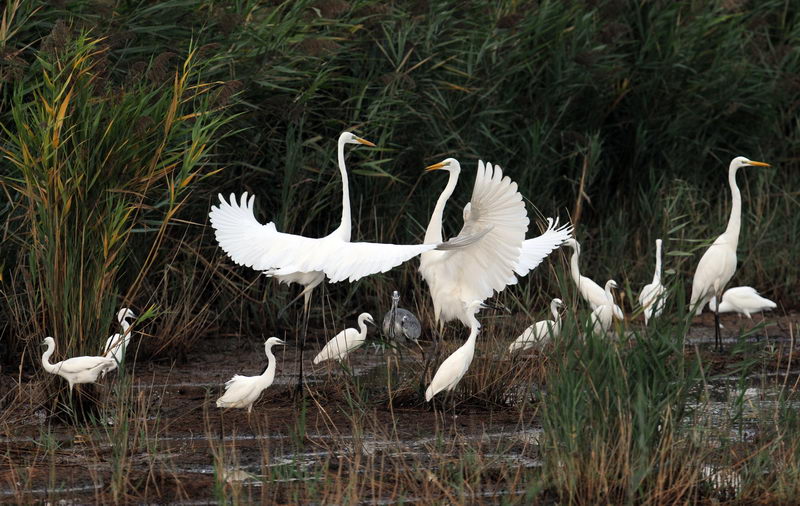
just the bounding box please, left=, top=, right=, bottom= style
left=382, top=291, right=421, bottom=344
left=689, top=156, right=770, bottom=351
left=217, top=337, right=286, bottom=413
left=709, top=286, right=776, bottom=319
left=564, top=239, right=621, bottom=314
left=638, top=239, right=666, bottom=326
left=508, top=298, right=563, bottom=353
left=101, top=308, right=136, bottom=375
left=420, top=159, right=567, bottom=329
left=41, top=336, right=116, bottom=391
left=313, top=313, right=375, bottom=364
left=590, top=280, right=621, bottom=335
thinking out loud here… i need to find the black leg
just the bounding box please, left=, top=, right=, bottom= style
left=295, top=306, right=309, bottom=399
left=714, top=309, right=722, bottom=352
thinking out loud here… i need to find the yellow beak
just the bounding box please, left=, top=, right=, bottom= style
left=748, top=160, right=770, bottom=167
left=425, top=162, right=447, bottom=172
left=355, top=137, right=376, bottom=147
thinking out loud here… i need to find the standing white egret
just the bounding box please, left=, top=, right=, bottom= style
left=216, top=337, right=286, bottom=413
left=419, top=159, right=533, bottom=328
left=508, top=298, right=563, bottom=353
left=638, top=239, right=666, bottom=326
left=564, top=239, right=621, bottom=313
left=41, top=337, right=116, bottom=391
left=425, top=300, right=486, bottom=402
left=589, top=280, right=621, bottom=335
left=102, top=308, right=136, bottom=374
left=313, top=313, right=375, bottom=364
left=709, top=286, right=776, bottom=319
left=689, top=156, right=770, bottom=351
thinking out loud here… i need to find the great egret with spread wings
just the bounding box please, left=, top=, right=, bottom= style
left=689, top=156, right=770, bottom=351
left=419, top=159, right=570, bottom=329
left=41, top=336, right=116, bottom=392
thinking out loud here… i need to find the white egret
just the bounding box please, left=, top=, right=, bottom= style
left=425, top=300, right=486, bottom=402
left=638, top=239, right=666, bottom=326
left=41, top=336, right=116, bottom=391
left=689, top=156, right=770, bottom=351
left=590, top=280, right=621, bottom=335
left=101, top=308, right=136, bottom=375
left=216, top=337, right=286, bottom=413
left=709, top=286, right=776, bottom=319
left=313, top=313, right=375, bottom=364
left=420, top=159, right=549, bottom=328
left=382, top=291, right=422, bottom=344
left=564, top=239, right=622, bottom=316
left=508, top=298, right=563, bottom=353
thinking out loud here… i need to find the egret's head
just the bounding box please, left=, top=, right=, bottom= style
left=42, top=336, right=54, bottom=347
left=655, top=238, right=662, bottom=248
left=265, top=337, right=286, bottom=346
left=117, top=307, right=136, bottom=322
left=552, top=298, right=564, bottom=307
left=339, top=131, right=376, bottom=147
left=424, top=158, right=460, bottom=174
left=605, top=279, right=618, bottom=290
left=730, top=156, right=770, bottom=170
left=360, top=313, right=376, bottom=326
left=564, top=238, right=580, bottom=251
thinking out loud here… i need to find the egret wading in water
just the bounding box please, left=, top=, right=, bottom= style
left=101, top=308, right=136, bottom=377
left=710, top=286, right=776, bottom=321
left=313, top=313, right=375, bottom=364
left=564, top=239, right=623, bottom=315
left=41, top=337, right=116, bottom=392
left=689, top=156, right=770, bottom=351
left=217, top=337, right=286, bottom=413
left=382, top=290, right=421, bottom=344
left=508, top=298, right=563, bottom=353
left=425, top=300, right=490, bottom=403
left=590, top=280, right=621, bottom=335
left=638, top=239, right=666, bottom=326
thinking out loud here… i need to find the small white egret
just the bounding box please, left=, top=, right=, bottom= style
left=41, top=336, right=116, bottom=391
left=419, top=159, right=534, bottom=328
left=689, top=156, right=770, bottom=351
left=709, top=286, right=776, bottom=319
left=382, top=291, right=422, bottom=344
left=508, top=298, right=563, bottom=353
left=216, top=337, right=286, bottom=413
left=590, top=280, right=621, bottom=335
left=564, top=239, right=621, bottom=315
left=638, top=239, right=666, bottom=326
left=313, top=313, right=375, bottom=364
left=425, top=300, right=486, bottom=402
left=101, top=308, right=136, bottom=376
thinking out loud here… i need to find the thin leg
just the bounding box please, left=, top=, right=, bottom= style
left=295, top=292, right=311, bottom=399
left=714, top=308, right=722, bottom=352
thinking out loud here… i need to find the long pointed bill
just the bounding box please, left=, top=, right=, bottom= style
left=425, top=162, right=447, bottom=172
left=748, top=161, right=770, bottom=167
left=355, top=137, right=376, bottom=147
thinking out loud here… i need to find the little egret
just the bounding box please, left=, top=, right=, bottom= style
left=420, top=159, right=540, bottom=328
left=41, top=336, right=116, bottom=391
left=313, top=313, right=375, bottom=364
left=382, top=291, right=422, bottom=343
left=564, top=239, right=621, bottom=315
left=425, top=300, right=487, bottom=402
left=709, top=286, right=776, bottom=319
left=590, top=280, right=621, bottom=335
left=508, top=298, right=563, bottom=353
left=689, top=156, right=770, bottom=351
left=101, top=308, right=136, bottom=375
left=216, top=337, right=286, bottom=413
left=638, top=239, right=666, bottom=326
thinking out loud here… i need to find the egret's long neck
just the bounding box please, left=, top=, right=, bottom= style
left=464, top=312, right=480, bottom=351
left=335, top=137, right=352, bottom=240
left=262, top=346, right=277, bottom=383
left=652, top=241, right=662, bottom=284
left=121, top=320, right=130, bottom=334
left=424, top=169, right=460, bottom=244
left=358, top=318, right=369, bottom=338
left=551, top=303, right=560, bottom=322
left=724, top=164, right=742, bottom=242
left=41, top=342, right=57, bottom=373
left=569, top=247, right=582, bottom=286
left=605, top=284, right=614, bottom=301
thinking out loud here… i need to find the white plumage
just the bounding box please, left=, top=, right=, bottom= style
left=590, top=280, right=621, bottom=335
left=512, top=218, right=574, bottom=280
left=638, top=239, right=666, bottom=326
left=419, top=159, right=529, bottom=327
left=509, top=298, right=563, bottom=352
left=426, top=301, right=485, bottom=401
left=41, top=336, right=116, bottom=391
left=564, top=239, right=622, bottom=316
left=101, top=307, right=136, bottom=376
left=709, top=286, right=777, bottom=318
left=313, top=313, right=374, bottom=364
left=217, top=337, right=285, bottom=413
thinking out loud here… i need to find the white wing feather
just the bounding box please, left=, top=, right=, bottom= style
left=512, top=218, right=573, bottom=279
left=55, top=356, right=115, bottom=375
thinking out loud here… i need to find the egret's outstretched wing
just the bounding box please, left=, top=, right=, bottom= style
left=512, top=218, right=573, bottom=278
left=209, top=193, right=437, bottom=283
left=441, top=161, right=528, bottom=300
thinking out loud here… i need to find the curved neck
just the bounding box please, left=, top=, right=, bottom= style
left=120, top=320, right=130, bottom=334
left=605, top=284, right=614, bottom=300
left=262, top=346, right=277, bottom=382
left=653, top=241, right=662, bottom=284
left=41, top=341, right=57, bottom=373
left=724, top=164, right=742, bottom=241
left=569, top=247, right=582, bottom=286
left=334, top=137, right=352, bottom=240
left=424, top=169, right=460, bottom=244
left=358, top=319, right=369, bottom=338
left=551, top=303, right=560, bottom=321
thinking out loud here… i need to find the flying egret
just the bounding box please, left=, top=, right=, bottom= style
left=420, top=159, right=568, bottom=329
left=709, top=286, right=776, bottom=319
left=508, top=298, right=563, bottom=353
left=689, top=156, right=770, bottom=351
left=382, top=290, right=422, bottom=344
left=590, top=280, right=621, bottom=335
left=41, top=336, right=116, bottom=391
left=564, top=239, right=622, bottom=315
left=313, top=313, right=375, bottom=364
left=101, top=308, right=136, bottom=376
left=425, top=300, right=487, bottom=402
left=638, top=239, right=666, bottom=326
left=216, top=337, right=286, bottom=413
